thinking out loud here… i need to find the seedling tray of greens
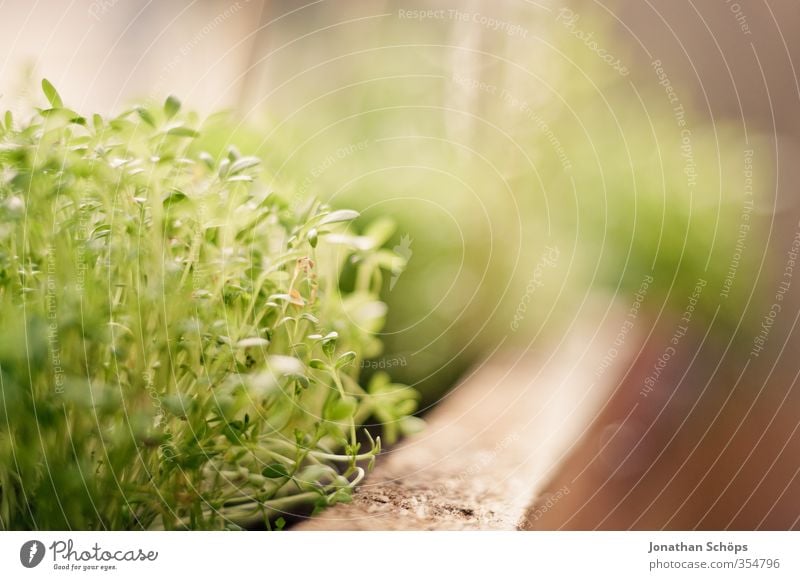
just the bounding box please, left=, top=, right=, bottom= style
left=0, top=81, right=420, bottom=530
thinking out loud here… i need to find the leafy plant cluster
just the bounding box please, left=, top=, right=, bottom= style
left=0, top=81, right=420, bottom=530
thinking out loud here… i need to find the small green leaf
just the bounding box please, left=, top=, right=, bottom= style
left=226, top=174, right=253, bottom=183
left=41, top=107, right=82, bottom=120
left=293, top=374, right=310, bottom=390
left=327, top=397, right=357, bottom=421
left=335, top=351, right=357, bottom=369
left=300, top=313, right=319, bottom=324
left=309, top=359, right=327, bottom=370
left=236, top=337, right=269, bottom=348
left=41, top=78, right=63, bottom=108
left=229, top=156, right=260, bottom=175
left=164, top=95, right=181, bottom=119
left=262, top=463, right=289, bottom=478
left=217, top=158, right=231, bottom=178
left=198, top=151, right=215, bottom=169
left=136, top=107, right=156, bottom=127
left=275, top=316, right=296, bottom=328
left=319, top=209, right=359, bottom=226
left=166, top=126, right=199, bottom=138
left=91, top=224, right=112, bottom=240
left=162, top=190, right=188, bottom=207
left=307, top=227, right=318, bottom=248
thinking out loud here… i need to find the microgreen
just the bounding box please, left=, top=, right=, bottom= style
left=0, top=80, right=420, bottom=530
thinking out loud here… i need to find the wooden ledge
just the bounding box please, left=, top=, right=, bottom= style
left=297, top=312, right=638, bottom=530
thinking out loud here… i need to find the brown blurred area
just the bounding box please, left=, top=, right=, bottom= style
left=526, top=0, right=800, bottom=530
left=525, top=313, right=800, bottom=529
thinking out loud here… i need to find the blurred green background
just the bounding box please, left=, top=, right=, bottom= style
left=189, top=1, right=766, bottom=403
left=0, top=0, right=774, bottom=405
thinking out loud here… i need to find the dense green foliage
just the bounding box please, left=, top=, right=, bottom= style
left=0, top=82, right=420, bottom=529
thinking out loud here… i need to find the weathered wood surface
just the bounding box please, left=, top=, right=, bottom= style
left=297, top=312, right=639, bottom=530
